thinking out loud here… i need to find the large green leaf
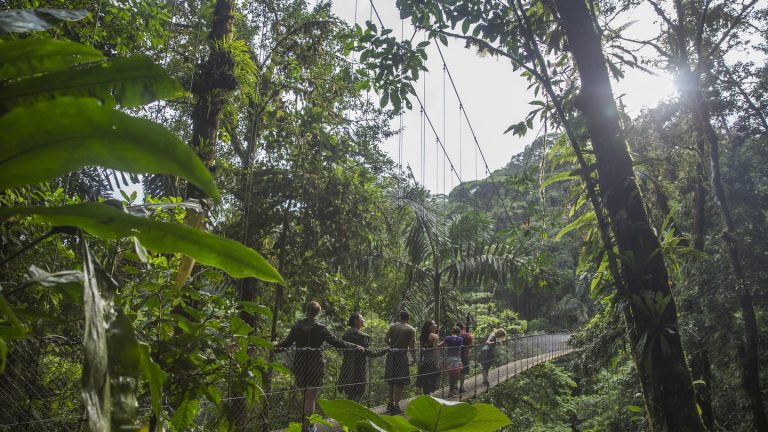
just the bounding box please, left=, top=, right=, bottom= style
left=107, top=313, right=142, bottom=430
left=540, top=170, right=579, bottom=189
left=0, top=56, right=185, bottom=110
left=0, top=9, right=88, bottom=34
left=23, top=265, right=83, bottom=302
left=0, top=203, right=284, bottom=284
left=81, top=239, right=113, bottom=432
left=318, top=399, right=391, bottom=432
left=444, top=404, right=511, bottom=432
left=172, top=398, right=199, bottom=431
left=406, top=396, right=477, bottom=432
left=0, top=97, right=219, bottom=201
left=0, top=39, right=104, bottom=81
left=139, top=342, right=168, bottom=419
left=381, top=415, right=419, bottom=432
left=138, top=342, right=167, bottom=420
left=555, top=210, right=596, bottom=240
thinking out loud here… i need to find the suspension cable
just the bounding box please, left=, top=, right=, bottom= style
left=434, top=43, right=514, bottom=221
left=368, top=1, right=463, bottom=188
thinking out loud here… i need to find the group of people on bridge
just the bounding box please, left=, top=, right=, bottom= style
left=274, top=301, right=508, bottom=432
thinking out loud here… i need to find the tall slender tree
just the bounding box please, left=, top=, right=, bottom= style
left=615, top=1, right=767, bottom=427
left=360, top=0, right=704, bottom=428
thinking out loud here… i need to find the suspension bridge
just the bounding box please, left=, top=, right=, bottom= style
left=0, top=332, right=574, bottom=431
left=234, top=332, right=574, bottom=430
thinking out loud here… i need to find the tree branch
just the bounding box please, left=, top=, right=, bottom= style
left=615, top=35, right=672, bottom=60
left=647, top=0, right=677, bottom=31
left=694, top=0, right=713, bottom=62
left=419, top=27, right=548, bottom=84
left=701, top=0, right=759, bottom=67
left=719, top=62, right=768, bottom=133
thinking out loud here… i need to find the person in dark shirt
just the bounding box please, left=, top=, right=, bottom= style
left=337, top=312, right=386, bottom=402
left=384, top=311, right=416, bottom=414
left=274, top=301, right=362, bottom=432
left=456, top=322, right=473, bottom=394
left=442, top=326, right=464, bottom=397
left=415, top=320, right=441, bottom=395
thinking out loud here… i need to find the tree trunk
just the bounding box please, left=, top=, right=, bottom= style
left=690, top=153, right=714, bottom=430
left=685, top=72, right=768, bottom=431
left=433, top=273, right=442, bottom=328
left=162, top=1, right=238, bottom=430
left=173, top=0, right=238, bottom=288
left=692, top=151, right=707, bottom=251
left=553, top=1, right=703, bottom=430
left=651, top=169, right=714, bottom=430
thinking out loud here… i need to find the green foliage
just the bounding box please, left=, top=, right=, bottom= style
left=0, top=39, right=103, bottom=80
left=0, top=8, right=88, bottom=33
left=0, top=55, right=185, bottom=111
left=0, top=10, right=281, bottom=430
left=316, top=399, right=391, bottom=432
left=318, top=396, right=511, bottom=432
left=479, top=362, right=576, bottom=432
left=527, top=318, right=547, bottom=333
left=475, top=308, right=527, bottom=338
left=0, top=202, right=283, bottom=281
left=0, top=97, right=218, bottom=200
left=12, top=0, right=768, bottom=429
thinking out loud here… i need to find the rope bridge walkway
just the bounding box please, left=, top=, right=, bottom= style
left=254, top=333, right=573, bottom=431
left=0, top=333, right=573, bottom=431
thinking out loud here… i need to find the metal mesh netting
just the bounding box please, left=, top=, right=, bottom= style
left=0, top=337, right=85, bottom=431
left=219, top=333, right=572, bottom=431
left=0, top=333, right=571, bottom=431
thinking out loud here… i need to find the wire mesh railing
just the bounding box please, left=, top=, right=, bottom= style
left=0, top=333, right=572, bottom=431
left=225, top=332, right=572, bottom=431
left=0, top=337, right=86, bottom=431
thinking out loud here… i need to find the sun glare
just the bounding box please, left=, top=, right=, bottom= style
left=617, top=69, right=676, bottom=114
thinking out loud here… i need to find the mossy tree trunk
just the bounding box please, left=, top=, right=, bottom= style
left=553, top=1, right=704, bottom=430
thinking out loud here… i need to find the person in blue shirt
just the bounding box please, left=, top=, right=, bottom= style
left=442, top=326, right=464, bottom=397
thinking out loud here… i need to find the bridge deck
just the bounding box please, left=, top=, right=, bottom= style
left=369, top=346, right=575, bottom=414
left=267, top=334, right=573, bottom=430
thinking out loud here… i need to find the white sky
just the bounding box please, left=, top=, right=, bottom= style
left=330, top=0, right=675, bottom=193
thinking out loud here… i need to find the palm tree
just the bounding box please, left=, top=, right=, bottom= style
left=394, top=187, right=526, bottom=327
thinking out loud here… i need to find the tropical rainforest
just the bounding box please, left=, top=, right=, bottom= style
left=0, top=0, right=767, bottom=431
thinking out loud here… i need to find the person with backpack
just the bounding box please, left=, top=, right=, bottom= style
left=442, top=326, right=464, bottom=397
left=384, top=311, right=417, bottom=414
left=456, top=322, right=473, bottom=394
